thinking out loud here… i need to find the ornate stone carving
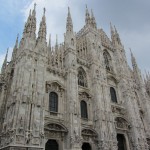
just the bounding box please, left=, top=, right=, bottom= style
left=46, top=81, right=65, bottom=95
left=115, top=117, right=130, bottom=130
left=81, top=128, right=98, bottom=144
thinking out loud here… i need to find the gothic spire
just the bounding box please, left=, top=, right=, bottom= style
left=12, top=34, right=19, bottom=61
left=55, top=34, right=58, bottom=51
left=110, top=22, right=114, bottom=36
left=37, top=8, right=47, bottom=43
left=130, top=49, right=138, bottom=69
left=32, top=3, right=36, bottom=17
left=114, top=25, right=122, bottom=45
left=21, top=4, right=36, bottom=40
left=48, top=34, right=51, bottom=50
left=66, top=7, right=73, bottom=33
left=1, top=48, right=8, bottom=73
left=110, top=22, right=115, bottom=44
left=31, top=3, right=36, bottom=39
left=91, top=9, right=97, bottom=29
left=85, top=5, right=91, bottom=26
left=14, top=34, right=19, bottom=49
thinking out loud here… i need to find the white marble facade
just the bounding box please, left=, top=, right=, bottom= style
left=0, top=5, right=150, bottom=150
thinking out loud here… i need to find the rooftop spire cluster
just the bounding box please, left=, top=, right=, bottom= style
left=85, top=5, right=97, bottom=29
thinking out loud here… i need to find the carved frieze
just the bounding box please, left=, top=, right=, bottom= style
left=44, top=123, right=67, bottom=139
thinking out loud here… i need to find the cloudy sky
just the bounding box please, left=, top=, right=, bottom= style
left=0, top=0, right=150, bottom=73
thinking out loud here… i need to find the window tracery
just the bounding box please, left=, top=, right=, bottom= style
left=81, top=100, right=88, bottom=119
left=49, top=92, right=58, bottom=112
left=110, top=87, right=117, bottom=103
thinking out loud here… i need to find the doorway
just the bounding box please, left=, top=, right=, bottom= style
left=117, top=134, right=127, bottom=150
left=82, top=142, right=91, bottom=150
left=45, top=139, right=58, bottom=150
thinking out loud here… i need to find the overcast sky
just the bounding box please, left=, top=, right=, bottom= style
left=0, top=0, right=150, bottom=74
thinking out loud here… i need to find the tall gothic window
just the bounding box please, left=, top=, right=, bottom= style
left=81, top=100, right=88, bottom=119
left=49, top=92, right=58, bottom=112
left=110, top=87, right=117, bottom=103
left=103, top=51, right=112, bottom=71
left=78, top=67, right=87, bottom=87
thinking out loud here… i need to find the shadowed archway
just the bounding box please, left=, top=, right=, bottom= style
left=82, top=142, right=91, bottom=150
left=45, top=139, right=58, bottom=150
left=117, top=134, right=127, bottom=150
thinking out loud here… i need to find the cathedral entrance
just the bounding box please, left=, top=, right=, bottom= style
left=82, top=143, right=91, bottom=150
left=45, top=139, right=58, bottom=150
left=117, top=134, right=127, bottom=150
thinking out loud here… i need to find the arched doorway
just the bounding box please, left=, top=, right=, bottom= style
left=117, top=134, right=127, bottom=150
left=82, top=143, right=91, bottom=150
left=45, top=139, right=58, bottom=150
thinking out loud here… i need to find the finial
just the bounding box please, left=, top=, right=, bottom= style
left=15, top=34, right=19, bottom=47
left=110, top=22, right=113, bottom=29
left=129, top=48, right=133, bottom=57
left=114, top=25, right=118, bottom=33
left=91, top=9, right=93, bottom=17
left=56, top=34, right=58, bottom=45
left=48, top=34, right=51, bottom=47
left=86, top=4, right=88, bottom=9
left=34, top=3, right=36, bottom=10
left=6, top=48, right=9, bottom=55
left=43, top=7, right=46, bottom=15
left=29, top=9, right=31, bottom=15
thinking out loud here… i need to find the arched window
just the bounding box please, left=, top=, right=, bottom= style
left=81, top=100, right=88, bottom=119
left=78, top=67, right=87, bottom=87
left=110, top=87, right=117, bottom=103
left=71, top=38, right=74, bottom=46
left=49, top=92, right=58, bottom=112
left=103, top=51, right=112, bottom=71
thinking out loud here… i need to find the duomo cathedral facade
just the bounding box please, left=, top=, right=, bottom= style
left=0, top=4, right=150, bottom=150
